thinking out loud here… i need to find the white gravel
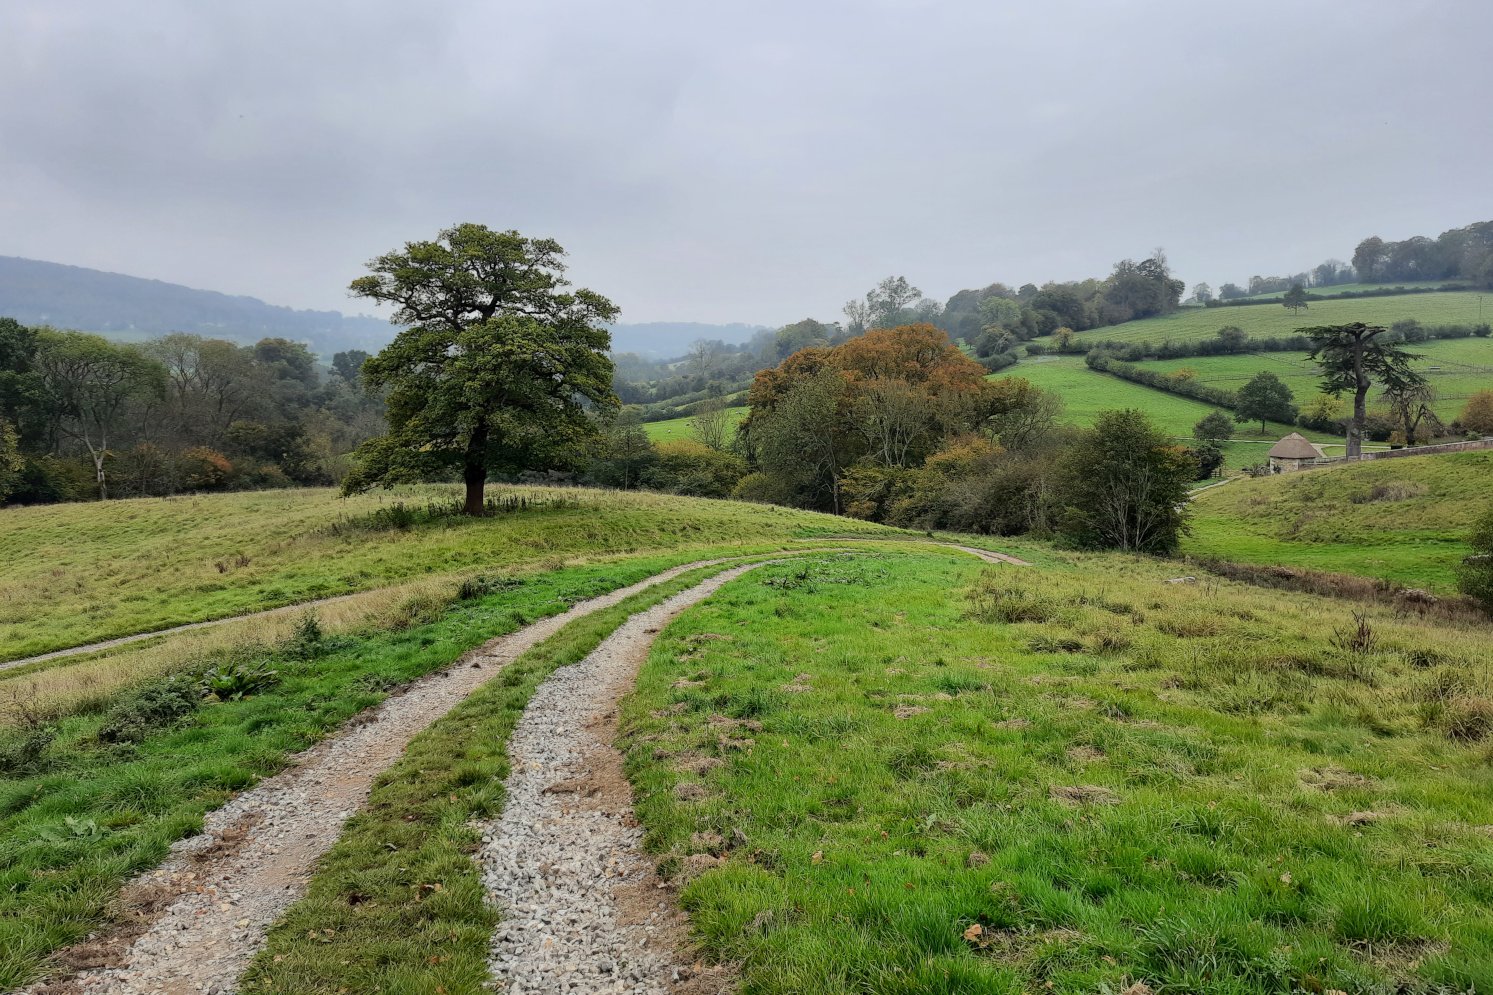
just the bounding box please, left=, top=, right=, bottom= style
left=33, top=557, right=736, bottom=995
left=480, top=563, right=764, bottom=995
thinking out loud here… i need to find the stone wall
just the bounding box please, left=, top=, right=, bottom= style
left=1311, top=437, right=1493, bottom=467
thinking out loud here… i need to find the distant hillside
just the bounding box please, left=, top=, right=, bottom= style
left=0, top=255, right=395, bottom=357
left=1067, top=290, right=1488, bottom=345
left=607, top=321, right=767, bottom=358
left=0, top=256, right=764, bottom=361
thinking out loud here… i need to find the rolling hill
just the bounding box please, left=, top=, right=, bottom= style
left=1184, top=449, right=1493, bottom=589
left=1068, top=290, right=1488, bottom=345
left=0, top=255, right=762, bottom=361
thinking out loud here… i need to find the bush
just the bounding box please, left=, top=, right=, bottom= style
left=201, top=660, right=280, bottom=701
left=1456, top=506, right=1493, bottom=614
left=644, top=440, right=746, bottom=498
left=98, top=677, right=202, bottom=743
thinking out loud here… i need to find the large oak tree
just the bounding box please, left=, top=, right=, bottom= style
left=344, top=224, right=618, bottom=514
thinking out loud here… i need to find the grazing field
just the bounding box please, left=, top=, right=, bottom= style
left=623, top=551, right=1493, bottom=994
left=1138, top=338, right=1493, bottom=421
left=1062, top=291, right=1488, bottom=345
left=0, top=484, right=895, bottom=662
left=1185, top=450, right=1493, bottom=590
left=642, top=405, right=749, bottom=443
left=993, top=358, right=1339, bottom=470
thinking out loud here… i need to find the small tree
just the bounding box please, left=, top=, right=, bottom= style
left=1193, top=410, right=1234, bottom=443
left=1305, top=322, right=1422, bottom=459
left=1282, top=284, right=1309, bottom=314
left=1234, top=371, right=1296, bottom=434
left=1382, top=379, right=1442, bottom=446
left=0, top=418, right=21, bottom=502
left=1214, top=325, right=1248, bottom=352
left=1457, top=506, right=1493, bottom=613
left=689, top=397, right=734, bottom=450
left=1055, top=409, right=1195, bottom=554
left=1192, top=282, right=1214, bottom=304
left=344, top=224, right=618, bottom=514
left=1459, top=390, right=1493, bottom=436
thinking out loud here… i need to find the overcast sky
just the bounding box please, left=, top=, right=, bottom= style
left=2, top=0, right=1490, bottom=327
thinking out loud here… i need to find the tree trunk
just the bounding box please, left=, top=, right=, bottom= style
left=1346, top=341, right=1368, bottom=459
left=462, top=421, right=489, bottom=516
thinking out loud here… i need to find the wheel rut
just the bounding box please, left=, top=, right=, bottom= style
left=27, top=557, right=739, bottom=995
left=480, top=564, right=765, bottom=995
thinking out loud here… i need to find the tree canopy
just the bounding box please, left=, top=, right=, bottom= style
left=1305, top=322, right=1423, bottom=458
left=344, top=224, right=618, bottom=514
left=1234, top=371, right=1296, bottom=434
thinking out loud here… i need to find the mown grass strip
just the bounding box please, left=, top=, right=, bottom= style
left=240, top=555, right=806, bottom=994
left=0, top=548, right=788, bottom=992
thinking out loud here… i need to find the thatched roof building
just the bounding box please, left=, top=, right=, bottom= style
left=1267, top=432, right=1325, bottom=472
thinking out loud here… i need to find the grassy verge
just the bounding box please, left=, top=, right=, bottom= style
left=621, top=551, right=1493, bottom=994
left=240, top=556, right=789, bottom=993
left=0, top=483, right=899, bottom=661
left=0, top=548, right=792, bottom=991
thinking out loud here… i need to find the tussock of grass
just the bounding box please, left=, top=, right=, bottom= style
left=621, top=551, right=1493, bottom=994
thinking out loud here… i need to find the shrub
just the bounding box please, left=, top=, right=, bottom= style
left=179, top=447, right=234, bottom=490
left=1456, top=506, right=1493, bottom=613
left=201, top=660, right=280, bottom=701
left=98, top=677, right=202, bottom=743
left=644, top=440, right=746, bottom=498
left=1458, top=390, right=1493, bottom=436
left=282, top=611, right=326, bottom=659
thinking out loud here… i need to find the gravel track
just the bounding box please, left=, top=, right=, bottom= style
left=28, top=557, right=739, bottom=995
left=480, top=565, right=763, bottom=995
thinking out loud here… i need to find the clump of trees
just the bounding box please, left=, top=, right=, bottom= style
left=724, top=323, right=1197, bottom=552
left=937, top=250, right=1185, bottom=348
left=0, top=316, right=382, bottom=506
left=1353, top=221, right=1493, bottom=286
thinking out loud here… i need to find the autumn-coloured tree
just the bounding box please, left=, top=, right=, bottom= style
left=1459, top=390, right=1493, bottom=436
left=742, top=324, right=997, bottom=509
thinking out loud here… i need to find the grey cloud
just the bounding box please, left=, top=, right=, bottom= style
left=1, top=0, right=1489, bottom=326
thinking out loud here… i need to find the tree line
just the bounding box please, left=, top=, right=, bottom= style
left=0, top=318, right=382, bottom=505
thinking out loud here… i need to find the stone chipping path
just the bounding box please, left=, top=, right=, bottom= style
left=30, top=557, right=738, bottom=995
left=479, top=565, right=763, bottom=995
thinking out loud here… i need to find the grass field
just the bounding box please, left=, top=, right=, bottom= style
left=993, top=358, right=1341, bottom=471
left=1061, top=291, right=1489, bottom=345
left=1185, top=450, right=1493, bottom=590
left=642, top=406, right=748, bottom=443
left=622, top=551, right=1493, bottom=994
left=0, top=484, right=894, bottom=662
left=1138, top=338, right=1493, bottom=421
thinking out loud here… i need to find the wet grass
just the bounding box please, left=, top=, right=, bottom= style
left=0, top=550, right=782, bottom=992
left=621, top=551, right=1493, bottom=994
